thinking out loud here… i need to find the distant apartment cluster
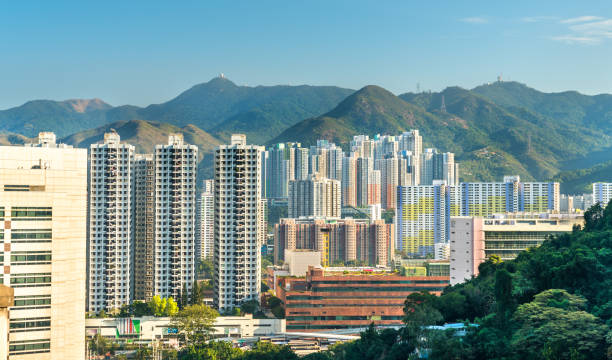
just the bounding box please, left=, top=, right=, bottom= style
left=262, top=131, right=457, bottom=209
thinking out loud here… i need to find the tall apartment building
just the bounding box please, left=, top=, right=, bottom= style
left=288, top=176, right=341, bottom=219
left=395, top=181, right=457, bottom=257
left=153, top=134, right=197, bottom=300
left=88, top=132, right=135, bottom=312
left=341, top=156, right=357, bottom=207
left=133, top=154, right=155, bottom=301
left=377, top=156, right=411, bottom=210
left=461, top=176, right=559, bottom=215
left=265, top=143, right=293, bottom=200
left=274, top=217, right=394, bottom=267
left=420, top=149, right=457, bottom=186
left=196, top=180, right=214, bottom=260
left=356, top=157, right=374, bottom=207
left=294, top=147, right=309, bottom=181
left=593, top=182, right=612, bottom=208
left=398, top=130, right=422, bottom=184
left=395, top=176, right=560, bottom=258
left=214, top=134, right=264, bottom=312
left=1, top=133, right=86, bottom=359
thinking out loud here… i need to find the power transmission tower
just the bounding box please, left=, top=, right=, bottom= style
left=440, top=95, right=447, bottom=113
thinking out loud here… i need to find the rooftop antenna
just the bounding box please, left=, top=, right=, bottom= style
left=440, top=95, right=447, bottom=113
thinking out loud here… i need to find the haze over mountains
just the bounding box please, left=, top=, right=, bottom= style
left=2, top=76, right=612, bottom=193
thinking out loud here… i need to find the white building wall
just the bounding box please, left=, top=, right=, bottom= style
left=153, top=135, right=197, bottom=300
left=1, top=134, right=87, bottom=359
left=214, top=135, right=264, bottom=312
left=88, top=133, right=135, bottom=312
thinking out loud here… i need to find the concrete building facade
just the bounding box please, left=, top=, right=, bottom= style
left=288, top=176, right=341, bottom=219
left=133, top=154, right=155, bottom=301
left=153, top=134, right=198, bottom=300
left=277, top=267, right=448, bottom=332
left=1, top=133, right=87, bottom=359
left=274, top=217, right=394, bottom=267
left=196, top=180, right=214, bottom=260
left=213, top=134, right=264, bottom=312
left=88, top=132, right=135, bottom=312
left=449, top=214, right=583, bottom=285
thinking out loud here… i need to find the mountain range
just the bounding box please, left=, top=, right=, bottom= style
left=2, top=77, right=612, bottom=192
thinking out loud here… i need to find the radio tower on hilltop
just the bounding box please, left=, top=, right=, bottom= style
left=440, top=94, right=447, bottom=113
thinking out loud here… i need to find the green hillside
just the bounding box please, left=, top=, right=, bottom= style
left=0, top=98, right=113, bottom=137
left=473, top=81, right=612, bottom=133
left=61, top=119, right=221, bottom=179
left=272, top=84, right=612, bottom=182
left=0, top=77, right=353, bottom=143
left=553, top=160, right=612, bottom=194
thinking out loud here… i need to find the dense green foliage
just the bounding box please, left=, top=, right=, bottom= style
left=171, top=304, right=219, bottom=347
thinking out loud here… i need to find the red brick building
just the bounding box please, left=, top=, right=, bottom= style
left=277, top=266, right=449, bottom=331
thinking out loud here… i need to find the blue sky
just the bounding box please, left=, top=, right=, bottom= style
left=1, top=0, right=612, bottom=109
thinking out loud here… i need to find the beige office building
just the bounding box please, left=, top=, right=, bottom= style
left=0, top=133, right=87, bottom=359
left=449, top=214, right=583, bottom=285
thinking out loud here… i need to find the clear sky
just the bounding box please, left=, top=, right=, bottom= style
left=1, top=0, right=612, bottom=109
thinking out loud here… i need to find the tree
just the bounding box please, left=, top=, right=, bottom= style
left=268, top=296, right=284, bottom=319
left=181, top=283, right=189, bottom=309
left=171, top=304, right=219, bottom=347
left=177, top=341, right=243, bottom=360
left=494, top=268, right=514, bottom=329
left=149, top=295, right=179, bottom=317
left=134, top=347, right=152, bottom=360
left=242, top=341, right=298, bottom=360
left=165, top=297, right=179, bottom=316
left=196, top=259, right=214, bottom=280
left=403, top=291, right=443, bottom=350
left=511, top=289, right=607, bottom=359
left=403, top=291, right=443, bottom=329
left=89, top=333, right=118, bottom=356
left=150, top=295, right=165, bottom=316
left=191, top=281, right=202, bottom=305
left=240, top=300, right=260, bottom=314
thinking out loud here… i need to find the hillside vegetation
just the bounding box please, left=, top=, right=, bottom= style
left=273, top=82, right=611, bottom=181
left=0, top=77, right=353, bottom=142
left=5, top=79, right=612, bottom=184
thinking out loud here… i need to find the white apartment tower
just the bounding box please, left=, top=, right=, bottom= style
left=1, top=133, right=87, bottom=359
left=196, top=180, right=214, bottom=260
left=154, top=134, right=197, bottom=300
left=88, top=132, right=135, bottom=312
left=214, top=134, right=264, bottom=312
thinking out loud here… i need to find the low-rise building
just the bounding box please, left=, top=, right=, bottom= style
left=277, top=266, right=449, bottom=332
left=274, top=217, right=394, bottom=267
left=449, top=214, right=583, bottom=285
left=85, top=314, right=285, bottom=343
